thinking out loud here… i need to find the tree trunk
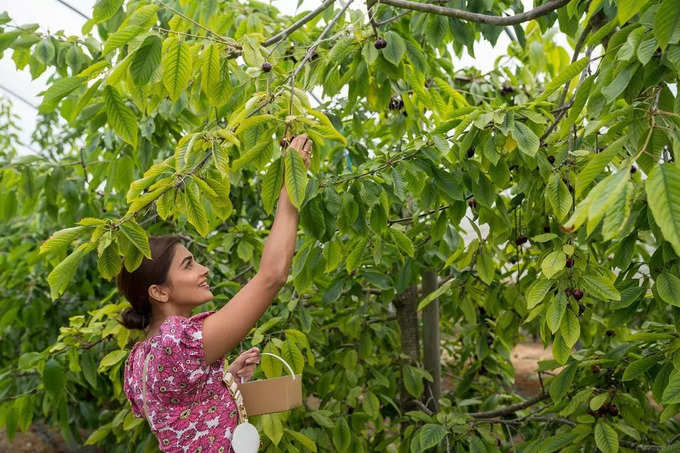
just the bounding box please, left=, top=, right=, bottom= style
left=394, top=285, right=420, bottom=413
left=422, top=270, right=441, bottom=413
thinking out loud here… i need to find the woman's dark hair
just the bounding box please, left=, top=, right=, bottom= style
left=117, top=235, right=183, bottom=330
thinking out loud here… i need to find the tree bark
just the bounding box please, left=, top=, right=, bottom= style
left=394, top=285, right=420, bottom=412
left=421, top=270, right=441, bottom=413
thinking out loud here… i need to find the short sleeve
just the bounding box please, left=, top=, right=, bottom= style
left=123, top=346, right=144, bottom=418
left=155, top=311, right=215, bottom=390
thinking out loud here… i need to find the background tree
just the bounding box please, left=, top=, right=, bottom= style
left=1, top=0, right=680, bottom=452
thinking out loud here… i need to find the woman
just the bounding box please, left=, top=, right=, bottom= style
left=119, top=134, right=313, bottom=452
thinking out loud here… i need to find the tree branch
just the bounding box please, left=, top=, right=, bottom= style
left=262, top=0, right=336, bottom=47
left=366, top=0, right=569, bottom=25
left=469, top=392, right=550, bottom=418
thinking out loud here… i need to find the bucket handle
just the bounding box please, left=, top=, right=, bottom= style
left=240, top=352, right=297, bottom=384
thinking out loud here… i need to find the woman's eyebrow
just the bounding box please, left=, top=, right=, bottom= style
left=180, top=255, right=193, bottom=267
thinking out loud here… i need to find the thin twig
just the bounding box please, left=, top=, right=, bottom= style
left=287, top=0, right=355, bottom=115
left=263, top=0, right=336, bottom=47
left=367, top=0, right=569, bottom=25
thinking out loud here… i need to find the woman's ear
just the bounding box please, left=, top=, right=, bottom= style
left=148, top=284, right=170, bottom=303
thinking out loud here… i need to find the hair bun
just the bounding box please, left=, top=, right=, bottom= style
left=120, top=306, right=150, bottom=330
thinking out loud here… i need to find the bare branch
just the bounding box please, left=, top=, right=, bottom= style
left=263, top=0, right=336, bottom=47
left=469, top=392, right=550, bottom=418
left=366, top=0, right=569, bottom=26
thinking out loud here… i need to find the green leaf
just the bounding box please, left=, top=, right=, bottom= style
left=662, top=369, right=680, bottom=405
left=527, top=278, right=552, bottom=309
left=381, top=31, right=406, bottom=66
left=546, top=293, right=567, bottom=333
left=362, top=391, right=380, bottom=418
left=98, top=349, right=128, bottom=372
left=590, top=393, right=609, bottom=411
left=576, top=137, right=625, bottom=198
left=476, top=246, right=495, bottom=284
left=129, top=35, right=161, bottom=86
left=547, top=173, right=572, bottom=221
left=104, top=85, right=138, bottom=148
left=201, top=43, right=221, bottom=99
left=602, top=63, right=639, bottom=102
left=560, top=309, right=580, bottom=348
left=283, top=147, right=308, bottom=209
left=43, top=358, right=65, bottom=396
left=512, top=121, right=540, bottom=157
left=403, top=365, right=424, bottom=397
left=35, top=38, right=55, bottom=65
left=84, top=423, right=112, bottom=445
left=92, top=0, right=124, bottom=23
left=542, top=250, right=566, bottom=278
left=48, top=243, right=93, bottom=299
left=595, top=420, right=619, bottom=453
left=119, top=219, right=151, bottom=259
left=261, top=413, right=284, bottom=445
left=332, top=417, right=351, bottom=453
left=656, top=272, right=680, bottom=307
left=622, top=356, right=656, bottom=381
left=102, top=25, right=145, bottom=55
left=618, top=0, right=649, bottom=24
left=581, top=274, right=620, bottom=301
left=390, top=227, right=414, bottom=258
left=637, top=36, right=658, bottom=64
left=411, top=424, right=447, bottom=453
left=40, top=226, right=87, bottom=257
left=552, top=333, right=571, bottom=365
left=280, top=340, right=304, bottom=374
left=184, top=180, right=210, bottom=237
left=602, top=181, right=633, bottom=241
left=97, top=243, right=122, bottom=280
left=549, top=363, right=576, bottom=403
left=537, top=57, right=589, bottom=102
left=646, top=164, right=680, bottom=256
left=418, top=278, right=455, bottom=311
left=586, top=170, right=629, bottom=235
left=39, top=76, right=85, bottom=113
left=559, top=75, right=594, bottom=135
left=162, top=37, right=193, bottom=102
left=284, top=429, right=317, bottom=452
left=655, top=0, right=680, bottom=50
left=261, top=158, right=283, bottom=214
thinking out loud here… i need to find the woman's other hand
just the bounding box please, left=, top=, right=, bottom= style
left=227, top=347, right=260, bottom=382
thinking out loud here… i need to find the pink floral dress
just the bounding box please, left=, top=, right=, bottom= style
left=124, top=311, right=239, bottom=453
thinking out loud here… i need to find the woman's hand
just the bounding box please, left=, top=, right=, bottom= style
left=287, top=133, right=313, bottom=169
left=227, top=347, right=260, bottom=382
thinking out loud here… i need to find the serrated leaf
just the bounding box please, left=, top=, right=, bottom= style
left=602, top=63, right=639, bottom=102
left=656, top=272, right=680, bottom=307
left=119, top=219, right=151, bottom=259
left=381, top=31, right=406, bottom=66
left=47, top=243, right=93, bottom=299
left=129, top=35, right=161, bottom=86
left=602, top=181, right=633, bottom=241
left=655, top=0, right=680, bottom=51
left=546, top=293, right=567, bottom=333
left=43, top=359, right=65, bottom=395
left=162, top=37, right=192, bottom=102
left=622, top=356, right=656, bottom=381
left=595, top=420, right=619, bottom=453
left=92, top=0, right=124, bottom=23
left=201, top=43, right=221, bottom=99
left=575, top=137, right=625, bottom=198
left=582, top=274, right=621, bottom=301
left=586, top=170, right=629, bottom=235
left=537, top=57, right=589, bottom=102
left=411, top=424, right=447, bottom=453
left=283, top=147, right=308, bottom=209
left=402, top=365, right=424, bottom=398
left=549, top=363, right=576, bottom=402
left=40, top=226, right=87, bottom=256
left=527, top=278, right=553, bottom=309
left=646, top=164, right=680, bottom=256
left=332, top=417, right=351, bottom=453
left=184, top=180, right=210, bottom=237
left=39, top=76, right=84, bottom=113
left=560, top=309, right=580, bottom=348
left=97, top=243, right=121, bottom=280
left=512, top=121, right=539, bottom=157
left=662, top=369, right=680, bottom=405
left=102, top=25, right=145, bottom=55
left=98, top=349, right=128, bottom=372
left=280, top=340, right=304, bottom=374
left=390, top=227, right=414, bottom=257
left=261, top=158, right=283, bottom=214
left=234, top=114, right=274, bottom=136
left=547, top=173, right=572, bottom=221
left=542, top=250, right=566, bottom=278
left=476, top=246, right=495, bottom=284
left=104, top=85, right=138, bottom=148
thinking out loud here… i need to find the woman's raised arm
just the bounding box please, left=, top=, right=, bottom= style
left=201, top=134, right=312, bottom=365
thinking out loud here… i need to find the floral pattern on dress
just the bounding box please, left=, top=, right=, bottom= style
left=124, top=311, right=239, bottom=453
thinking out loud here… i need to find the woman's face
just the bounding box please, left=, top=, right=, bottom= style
left=162, top=244, right=213, bottom=307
